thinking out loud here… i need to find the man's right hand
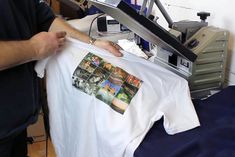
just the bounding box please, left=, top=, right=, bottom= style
left=30, top=31, right=67, bottom=60
left=0, top=31, right=66, bottom=71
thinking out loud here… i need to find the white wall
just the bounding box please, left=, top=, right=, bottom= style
left=152, top=0, right=235, bottom=85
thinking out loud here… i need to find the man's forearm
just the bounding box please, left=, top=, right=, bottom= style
left=0, top=31, right=67, bottom=71
left=0, top=40, right=34, bottom=71
left=49, top=17, right=123, bottom=57
left=49, top=18, right=91, bottom=43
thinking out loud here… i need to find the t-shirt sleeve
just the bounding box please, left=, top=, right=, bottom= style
left=161, top=79, right=200, bottom=135
left=34, top=57, right=51, bottom=78
left=35, top=0, right=55, bottom=32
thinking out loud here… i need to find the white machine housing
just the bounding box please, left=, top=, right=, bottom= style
left=155, top=26, right=229, bottom=97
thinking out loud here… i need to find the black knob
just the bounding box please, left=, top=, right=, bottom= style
left=197, top=12, right=210, bottom=21
left=148, top=14, right=155, bottom=21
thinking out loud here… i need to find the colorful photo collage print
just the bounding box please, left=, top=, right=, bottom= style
left=72, top=52, right=143, bottom=114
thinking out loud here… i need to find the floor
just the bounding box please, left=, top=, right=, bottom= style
left=28, top=140, right=56, bottom=157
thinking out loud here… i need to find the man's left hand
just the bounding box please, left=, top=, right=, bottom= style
left=93, top=40, right=123, bottom=57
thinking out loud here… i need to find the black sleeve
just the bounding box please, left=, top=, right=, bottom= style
left=35, top=0, right=56, bottom=32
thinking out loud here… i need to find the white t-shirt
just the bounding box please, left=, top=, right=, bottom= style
left=35, top=38, right=200, bottom=157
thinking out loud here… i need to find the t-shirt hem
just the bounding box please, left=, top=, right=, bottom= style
left=166, top=121, right=200, bottom=135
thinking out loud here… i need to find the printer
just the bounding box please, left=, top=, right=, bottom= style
left=88, top=0, right=229, bottom=98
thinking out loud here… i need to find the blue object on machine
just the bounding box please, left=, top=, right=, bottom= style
left=88, top=5, right=103, bottom=15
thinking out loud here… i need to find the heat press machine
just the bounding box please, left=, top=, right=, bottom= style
left=88, top=0, right=229, bottom=98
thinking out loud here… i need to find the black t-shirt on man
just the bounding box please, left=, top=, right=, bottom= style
left=0, top=0, right=55, bottom=142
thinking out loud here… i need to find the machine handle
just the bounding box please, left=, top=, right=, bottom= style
left=197, top=12, right=210, bottom=22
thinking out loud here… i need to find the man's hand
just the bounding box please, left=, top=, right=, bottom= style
left=30, top=31, right=66, bottom=60
left=93, top=39, right=123, bottom=57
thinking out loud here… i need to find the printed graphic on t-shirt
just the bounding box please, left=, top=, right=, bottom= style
left=72, top=52, right=143, bottom=114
